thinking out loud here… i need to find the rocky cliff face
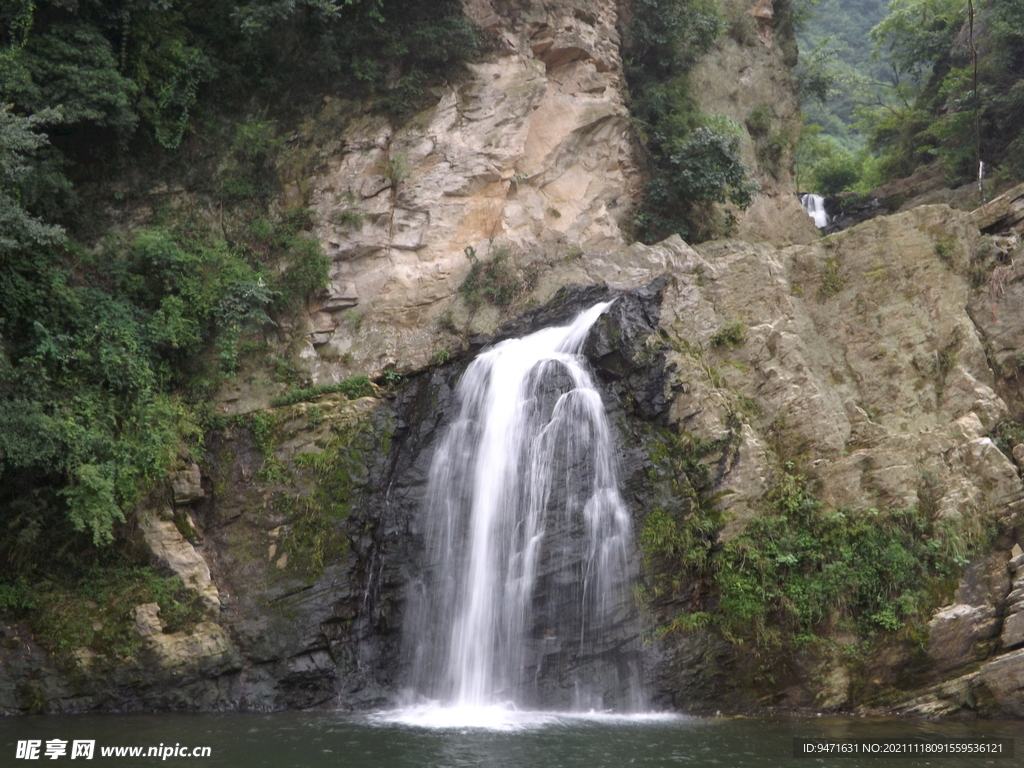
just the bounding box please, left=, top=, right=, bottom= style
left=269, top=0, right=639, bottom=387
left=5, top=0, right=1024, bottom=719
left=214, top=0, right=812, bottom=401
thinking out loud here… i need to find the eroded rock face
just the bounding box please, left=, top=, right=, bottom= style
left=928, top=604, right=1000, bottom=672
left=278, top=0, right=640, bottom=382
left=688, top=0, right=819, bottom=246
left=9, top=196, right=1024, bottom=716
left=201, top=0, right=815, bottom=406
left=136, top=507, right=220, bottom=610
left=617, top=206, right=1024, bottom=714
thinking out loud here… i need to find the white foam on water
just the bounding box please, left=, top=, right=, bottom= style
left=369, top=704, right=686, bottom=732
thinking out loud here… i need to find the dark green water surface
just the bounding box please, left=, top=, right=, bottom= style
left=1, top=709, right=1020, bottom=767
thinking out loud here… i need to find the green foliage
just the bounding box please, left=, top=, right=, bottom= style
left=869, top=0, right=963, bottom=85
left=646, top=455, right=983, bottom=653
left=794, top=122, right=869, bottom=195
left=459, top=244, right=538, bottom=311
left=632, top=120, right=759, bottom=243
left=270, top=376, right=376, bottom=407
left=4, top=564, right=205, bottom=665
left=275, top=236, right=330, bottom=312
left=852, top=0, right=1024, bottom=186
left=332, top=209, right=364, bottom=228
left=285, top=411, right=392, bottom=577
left=812, top=148, right=862, bottom=194
left=0, top=0, right=483, bottom=261
left=641, top=427, right=733, bottom=596
left=243, top=412, right=276, bottom=456
left=713, top=465, right=977, bottom=647
left=377, top=153, right=410, bottom=185
left=1, top=0, right=481, bottom=165
left=819, top=256, right=844, bottom=298
left=0, top=104, right=65, bottom=251
left=6, top=21, right=138, bottom=136
left=745, top=106, right=773, bottom=138
left=934, top=235, right=957, bottom=264
left=0, top=0, right=34, bottom=53
left=0, top=0, right=481, bottom=613
left=0, top=210, right=302, bottom=560
left=235, top=0, right=481, bottom=119
left=624, top=0, right=724, bottom=79
left=710, top=320, right=745, bottom=349
left=622, top=0, right=758, bottom=244
left=796, top=0, right=890, bottom=150
left=792, top=0, right=1024, bottom=190
left=795, top=36, right=842, bottom=105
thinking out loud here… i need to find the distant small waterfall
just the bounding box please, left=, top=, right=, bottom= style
left=800, top=193, right=830, bottom=229
left=403, top=302, right=641, bottom=713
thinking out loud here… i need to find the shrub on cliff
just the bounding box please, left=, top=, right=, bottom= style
left=622, top=0, right=758, bottom=243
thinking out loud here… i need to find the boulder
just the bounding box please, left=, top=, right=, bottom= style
left=927, top=603, right=999, bottom=671
left=1002, top=611, right=1024, bottom=650
left=170, top=464, right=203, bottom=505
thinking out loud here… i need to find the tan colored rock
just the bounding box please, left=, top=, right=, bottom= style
left=315, top=277, right=358, bottom=313
left=135, top=603, right=163, bottom=638
left=960, top=438, right=1021, bottom=507
left=209, top=0, right=819, bottom=412
left=136, top=506, right=220, bottom=610
left=716, top=424, right=772, bottom=542
left=967, top=257, right=1024, bottom=384
left=651, top=206, right=1020, bottom=536
left=1002, top=611, right=1024, bottom=650
left=898, top=177, right=1002, bottom=213
left=927, top=603, right=999, bottom=671
left=170, top=464, right=203, bottom=505
left=292, top=1, right=638, bottom=376
left=144, top=622, right=242, bottom=679
left=977, top=647, right=1024, bottom=717
left=869, top=163, right=947, bottom=203
left=813, top=665, right=850, bottom=711
left=954, top=551, right=1012, bottom=608
left=749, top=0, right=773, bottom=21
left=972, top=181, right=1024, bottom=233
left=688, top=1, right=818, bottom=246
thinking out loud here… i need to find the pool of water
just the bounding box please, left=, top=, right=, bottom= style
left=1, top=708, right=1019, bottom=767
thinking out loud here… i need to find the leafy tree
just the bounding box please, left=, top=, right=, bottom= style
left=623, top=0, right=758, bottom=243
left=0, top=0, right=483, bottom=581
left=0, top=103, right=64, bottom=251
left=852, top=0, right=1024, bottom=186
left=5, top=21, right=138, bottom=137
left=869, top=0, right=963, bottom=86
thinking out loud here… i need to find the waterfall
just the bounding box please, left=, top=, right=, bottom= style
left=800, top=193, right=830, bottom=229
left=403, top=302, right=641, bottom=714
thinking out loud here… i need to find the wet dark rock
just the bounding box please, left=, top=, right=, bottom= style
left=0, top=279, right=711, bottom=715
left=822, top=195, right=892, bottom=234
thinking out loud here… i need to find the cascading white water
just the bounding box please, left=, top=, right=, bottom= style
left=403, top=302, right=640, bottom=715
left=800, top=193, right=830, bottom=229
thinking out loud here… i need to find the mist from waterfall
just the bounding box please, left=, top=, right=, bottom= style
left=401, top=302, right=642, bottom=717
